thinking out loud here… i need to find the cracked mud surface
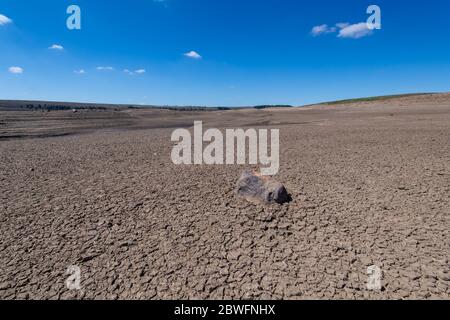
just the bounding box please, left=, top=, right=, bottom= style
left=0, top=94, right=449, bottom=299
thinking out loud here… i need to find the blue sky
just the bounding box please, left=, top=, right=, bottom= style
left=0, top=0, right=449, bottom=106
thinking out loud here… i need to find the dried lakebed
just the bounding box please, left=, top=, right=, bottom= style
left=0, top=96, right=449, bottom=299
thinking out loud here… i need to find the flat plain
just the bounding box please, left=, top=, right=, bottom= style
left=0, top=93, right=449, bottom=299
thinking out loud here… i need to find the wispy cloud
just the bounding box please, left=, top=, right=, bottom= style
left=49, top=44, right=64, bottom=50
left=74, top=69, right=86, bottom=74
left=184, top=51, right=202, bottom=59
left=0, top=14, right=12, bottom=26
left=311, top=24, right=336, bottom=36
left=124, top=69, right=146, bottom=75
left=311, top=22, right=373, bottom=39
left=337, top=22, right=373, bottom=39
left=8, top=66, right=24, bottom=74
left=96, top=66, right=114, bottom=71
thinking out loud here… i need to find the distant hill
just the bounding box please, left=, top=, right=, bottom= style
left=1, top=93, right=448, bottom=111
left=0, top=100, right=236, bottom=112
left=0, top=100, right=127, bottom=111
left=0, top=100, right=293, bottom=112
left=309, top=93, right=437, bottom=106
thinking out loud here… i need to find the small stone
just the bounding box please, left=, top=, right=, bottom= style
left=119, top=240, right=135, bottom=247
left=79, top=253, right=99, bottom=262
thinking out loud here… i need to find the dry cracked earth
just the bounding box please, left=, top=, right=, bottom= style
left=0, top=94, right=449, bottom=300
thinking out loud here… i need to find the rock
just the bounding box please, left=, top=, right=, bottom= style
left=236, top=170, right=290, bottom=204
left=79, top=253, right=99, bottom=262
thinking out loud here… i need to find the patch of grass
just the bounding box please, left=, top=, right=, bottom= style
left=321, top=93, right=434, bottom=105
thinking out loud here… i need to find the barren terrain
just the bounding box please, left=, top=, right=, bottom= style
left=0, top=93, right=449, bottom=299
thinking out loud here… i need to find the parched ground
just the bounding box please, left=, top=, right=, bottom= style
left=0, top=94, right=449, bottom=299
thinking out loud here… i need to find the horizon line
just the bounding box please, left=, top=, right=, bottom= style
left=0, top=92, right=444, bottom=109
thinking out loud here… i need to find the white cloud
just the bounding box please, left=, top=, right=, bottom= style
left=49, top=44, right=64, bottom=50
left=337, top=22, right=373, bottom=39
left=8, top=66, right=23, bottom=74
left=311, top=24, right=336, bottom=36
left=124, top=69, right=146, bottom=75
left=311, top=22, right=374, bottom=39
left=0, top=14, right=12, bottom=26
left=96, top=66, right=114, bottom=71
left=184, top=51, right=202, bottom=59
left=74, top=69, right=86, bottom=74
